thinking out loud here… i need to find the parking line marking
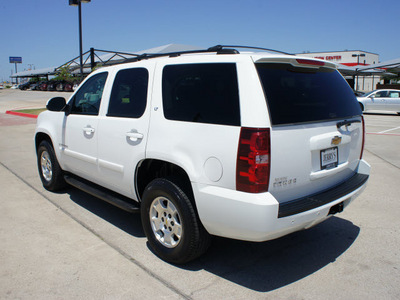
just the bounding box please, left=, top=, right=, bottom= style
left=378, top=126, right=400, bottom=134
left=367, top=132, right=400, bottom=136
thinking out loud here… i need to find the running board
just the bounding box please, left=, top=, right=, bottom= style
left=64, top=175, right=140, bottom=213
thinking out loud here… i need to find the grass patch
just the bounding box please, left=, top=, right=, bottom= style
left=13, top=108, right=47, bottom=115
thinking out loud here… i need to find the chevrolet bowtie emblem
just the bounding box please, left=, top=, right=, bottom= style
left=331, top=136, right=342, bottom=145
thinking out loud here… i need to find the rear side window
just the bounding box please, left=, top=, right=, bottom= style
left=162, top=63, right=240, bottom=126
left=107, top=68, right=148, bottom=118
left=256, top=63, right=362, bottom=125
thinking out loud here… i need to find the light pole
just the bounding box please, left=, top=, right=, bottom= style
left=352, top=53, right=366, bottom=91
left=69, top=0, right=91, bottom=81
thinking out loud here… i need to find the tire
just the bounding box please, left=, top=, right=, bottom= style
left=141, top=178, right=211, bottom=264
left=37, top=140, right=66, bottom=191
left=359, top=102, right=364, bottom=112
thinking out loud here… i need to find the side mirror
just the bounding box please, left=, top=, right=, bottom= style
left=46, top=97, right=66, bottom=112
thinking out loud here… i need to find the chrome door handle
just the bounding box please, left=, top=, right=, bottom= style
left=83, top=127, right=95, bottom=134
left=126, top=132, right=143, bottom=141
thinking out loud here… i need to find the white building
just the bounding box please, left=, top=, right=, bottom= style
left=298, top=50, right=380, bottom=92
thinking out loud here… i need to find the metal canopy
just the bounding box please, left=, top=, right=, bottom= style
left=357, top=58, right=400, bottom=71
left=11, top=45, right=400, bottom=80
left=11, top=67, right=57, bottom=78
left=61, top=44, right=203, bottom=72
left=11, top=44, right=202, bottom=79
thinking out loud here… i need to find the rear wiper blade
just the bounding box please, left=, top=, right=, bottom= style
left=336, top=119, right=361, bottom=129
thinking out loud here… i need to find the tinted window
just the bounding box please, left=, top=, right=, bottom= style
left=70, top=72, right=108, bottom=115
left=374, top=91, right=388, bottom=98
left=107, top=68, right=148, bottom=118
left=162, top=63, right=240, bottom=126
left=256, top=63, right=362, bottom=125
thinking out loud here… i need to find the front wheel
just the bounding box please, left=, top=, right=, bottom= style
left=141, top=178, right=210, bottom=264
left=37, top=140, right=66, bottom=191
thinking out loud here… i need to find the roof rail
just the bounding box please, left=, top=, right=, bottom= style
left=124, top=45, right=292, bottom=63
left=211, top=45, right=294, bottom=55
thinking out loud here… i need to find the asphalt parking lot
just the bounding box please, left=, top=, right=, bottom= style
left=0, top=89, right=399, bottom=299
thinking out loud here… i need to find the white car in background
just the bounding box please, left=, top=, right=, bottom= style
left=357, top=89, right=400, bottom=114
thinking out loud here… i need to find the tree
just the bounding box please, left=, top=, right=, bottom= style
left=54, top=65, right=74, bottom=82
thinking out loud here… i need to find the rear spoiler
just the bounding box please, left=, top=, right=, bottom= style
left=254, top=56, right=337, bottom=69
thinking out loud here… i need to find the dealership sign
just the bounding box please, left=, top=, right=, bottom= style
left=9, top=57, right=22, bottom=64
left=314, top=55, right=342, bottom=62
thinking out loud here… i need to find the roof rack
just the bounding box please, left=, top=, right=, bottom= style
left=209, top=45, right=294, bottom=56
left=124, top=45, right=292, bottom=63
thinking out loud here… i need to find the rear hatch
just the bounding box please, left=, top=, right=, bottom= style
left=255, top=57, right=364, bottom=203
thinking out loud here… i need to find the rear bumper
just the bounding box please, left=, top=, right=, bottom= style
left=278, top=172, right=368, bottom=218
left=193, top=159, right=370, bottom=242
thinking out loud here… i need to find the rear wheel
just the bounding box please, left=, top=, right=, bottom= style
left=37, top=140, right=66, bottom=191
left=141, top=178, right=210, bottom=264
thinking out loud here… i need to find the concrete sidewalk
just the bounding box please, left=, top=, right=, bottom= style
left=0, top=163, right=181, bottom=299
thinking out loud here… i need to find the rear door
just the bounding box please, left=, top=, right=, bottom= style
left=385, top=90, right=400, bottom=112
left=96, top=64, right=153, bottom=198
left=255, top=59, right=364, bottom=203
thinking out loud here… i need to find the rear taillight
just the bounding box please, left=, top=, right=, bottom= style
left=360, top=116, right=365, bottom=159
left=236, top=128, right=271, bottom=193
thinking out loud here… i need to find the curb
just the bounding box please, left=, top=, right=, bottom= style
left=5, top=111, right=38, bottom=119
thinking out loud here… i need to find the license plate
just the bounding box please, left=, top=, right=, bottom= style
left=320, top=147, right=338, bottom=170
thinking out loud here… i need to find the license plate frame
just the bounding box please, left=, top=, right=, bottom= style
left=320, top=147, right=338, bottom=170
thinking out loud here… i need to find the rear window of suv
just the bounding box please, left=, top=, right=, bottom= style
left=256, top=63, right=362, bottom=125
left=162, top=63, right=240, bottom=126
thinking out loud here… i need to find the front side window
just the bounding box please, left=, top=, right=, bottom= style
left=256, top=63, right=361, bottom=125
left=374, top=91, right=388, bottom=98
left=162, top=63, right=240, bottom=126
left=70, top=72, right=108, bottom=115
left=107, top=68, right=148, bottom=118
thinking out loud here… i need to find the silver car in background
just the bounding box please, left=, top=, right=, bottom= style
left=357, top=89, right=400, bottom=114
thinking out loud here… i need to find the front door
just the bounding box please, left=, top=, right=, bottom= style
left=369, top=90, right=388, bottom=110
left=61, top=72, right=108, bottom=180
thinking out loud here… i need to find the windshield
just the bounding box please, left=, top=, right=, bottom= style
left=256, top=63, right=362, bottom=125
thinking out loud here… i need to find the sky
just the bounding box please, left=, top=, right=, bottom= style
left=1, top=0, right=399, bottom=82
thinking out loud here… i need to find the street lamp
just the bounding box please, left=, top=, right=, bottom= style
left=69, top=0, right=91, bottom=81
left=352, top=53, right=366, bottom=91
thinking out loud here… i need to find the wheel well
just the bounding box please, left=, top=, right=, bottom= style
left=35, top=132, right=53, bottom=151
left=136, top=159, right=193, bottom=202
left=359, top=102, right=364, bottom=111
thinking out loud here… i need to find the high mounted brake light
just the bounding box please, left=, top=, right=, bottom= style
left=296, top=59, right=325, bottom=66
left=236, top=128, right=271, bottom=193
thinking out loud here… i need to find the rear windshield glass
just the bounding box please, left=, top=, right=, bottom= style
left=256, top=63, right=361, bottom=125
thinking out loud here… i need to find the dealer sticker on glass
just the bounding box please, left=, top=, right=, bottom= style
left=320, top=147, right=338, bottom=170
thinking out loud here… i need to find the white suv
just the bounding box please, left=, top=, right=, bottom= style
left=35, top=46, right=370, bottom=264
